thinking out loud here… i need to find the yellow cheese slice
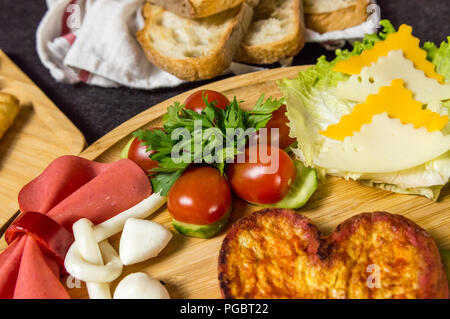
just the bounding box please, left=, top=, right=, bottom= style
left=333, top=24, right=444, bottom=83
left=320, top=79, right=448, bottom=141
left=333, top=50, right=450, bottom=103
left=315, top=113, right=450, bottom=173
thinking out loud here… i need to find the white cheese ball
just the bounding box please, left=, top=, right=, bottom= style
left=113, top=273, right=170, bottom=299
left=119, top=218, right=172, bottom=265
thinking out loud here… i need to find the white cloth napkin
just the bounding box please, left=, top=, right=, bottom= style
left=37, top=0, right=185, bottom=89
left=37, top=0, right=380, bottom=90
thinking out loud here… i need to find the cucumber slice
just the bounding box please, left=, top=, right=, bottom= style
left=120, top=137, right=134, bottom=159
left=267, top=160, right=317, bottom=209
left=172, top=212, right=230, bottom=239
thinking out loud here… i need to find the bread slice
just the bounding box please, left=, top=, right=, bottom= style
left=137, top=2, right=255, bottom=81
left=149, top=0, right=246, bottom=18
left=234, top=0, right=305, bottom=65
left=303, top=0, right=358, bottom=14
left=305, top=0, right=368, bottom=33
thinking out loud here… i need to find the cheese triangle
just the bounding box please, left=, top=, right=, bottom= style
left=315, top=113, right=450, bottom=173
left=320, top=79, right=448, bottom=141
left=333, top=50, right=450, bottom=103
left=333, top=25, right=444, bottom=83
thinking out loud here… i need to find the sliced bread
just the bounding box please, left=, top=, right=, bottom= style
left=234, top=0, right=305, bottom=65
left=303, top=0, right=359, bottom=14
left=305, top=0, right=368, bottom=34
left=137, top=2, right=255, bottom=81
left=149, top=0, right=246, bottom=18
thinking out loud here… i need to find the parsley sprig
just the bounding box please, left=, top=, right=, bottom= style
left=133, top=93, right=284, bottom=195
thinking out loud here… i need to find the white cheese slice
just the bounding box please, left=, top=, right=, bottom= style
left=333, top=50, right=450, bottom=104
left=314, top=113, right=450, bottom=173
left=113, top=273, right=170, bottom=299
left=119, top=218, right=172, bottom=266
left=93, top=193, right=167, bottom=242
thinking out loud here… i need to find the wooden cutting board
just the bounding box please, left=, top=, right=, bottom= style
left=0, top=50, right=85, bottom=228
left=0, top=65, right=448, bottom=299
left=64, top=65, right=449, bottom=299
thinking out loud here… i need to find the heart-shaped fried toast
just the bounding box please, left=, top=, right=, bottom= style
left=218, top=209, right=449, bottom=299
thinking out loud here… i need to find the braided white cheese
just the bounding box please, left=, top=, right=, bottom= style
left=64, top=193, right=169, bottom=299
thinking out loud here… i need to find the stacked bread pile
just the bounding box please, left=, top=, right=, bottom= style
left=137, top=0, right=306, bottom=81
left=136, top=0, right=371, bottom=81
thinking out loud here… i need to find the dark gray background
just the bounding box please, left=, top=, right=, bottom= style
left=0, top=0, right=448, bottom=144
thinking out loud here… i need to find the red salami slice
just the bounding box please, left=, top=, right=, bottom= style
left=47, top=158, right=152, bottom=230
left=5, top=212, right=75, bottom=270
left=0, top=156, right=152, bottom=299
left=13, top=237, right=69, bottom=299
left=0, top=237, right=26, bottom=299
left=19, top=156, right=111, bottom=216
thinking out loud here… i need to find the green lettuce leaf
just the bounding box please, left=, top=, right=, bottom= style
left=355, top=151, right=449, bottom=200
left=424, top=36, right=450, bottom=81
left=278, top=77, right=355, bottom=165
left=300, top=20, right=397, bottom=91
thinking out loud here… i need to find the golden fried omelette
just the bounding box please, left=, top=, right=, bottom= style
left=218, top=209, right=449, bottom=299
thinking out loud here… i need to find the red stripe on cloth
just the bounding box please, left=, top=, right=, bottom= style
left=61, top=0, right=78, bottom=36
left=60, top=1, right=92, bottom=84
left=79, top=69, right=91, bottom=82
left=63, top=32, right=77, bottom=45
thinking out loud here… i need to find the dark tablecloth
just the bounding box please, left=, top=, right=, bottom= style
left=0, top=0, right=448, bottom=144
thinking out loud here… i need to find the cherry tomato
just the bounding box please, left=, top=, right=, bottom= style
left=184, top=90, right=230, bottom=114
left=226, top=145, right=296, bottom=204
left=127, top=128, right=162, bottom=173
left=249, top=104, right=296, bottom=150
left=168, top=166, right=232, bottom=225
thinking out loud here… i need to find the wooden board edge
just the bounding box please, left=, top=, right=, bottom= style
left=79, top=65, right=309, bottom=160
left=0, top=50, right=86, bottom=155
